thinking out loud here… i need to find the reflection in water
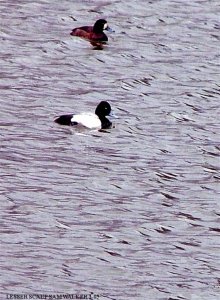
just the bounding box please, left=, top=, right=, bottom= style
left=0, top=0, right=220, bottom=299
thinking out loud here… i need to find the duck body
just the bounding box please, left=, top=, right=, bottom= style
left=71, top=26, right=108, bottom=42
left=54, top=101, right=113, bottom=130
left=70, top=19, right=113, bottom=44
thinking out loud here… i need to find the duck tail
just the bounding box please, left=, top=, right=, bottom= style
left=70, top=29, right=76, bottom=36
left=54, top=114, right=73, bottom=126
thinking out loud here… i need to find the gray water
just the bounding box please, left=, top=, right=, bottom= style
left=0, top=0, right=220, bottom=299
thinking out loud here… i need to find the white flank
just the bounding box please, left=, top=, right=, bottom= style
left=71, top=113, right=101, bottom=129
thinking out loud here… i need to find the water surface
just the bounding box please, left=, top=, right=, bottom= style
left=0, top=1, right=220, bottom=299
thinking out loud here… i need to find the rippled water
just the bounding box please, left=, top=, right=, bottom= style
left=1, top=0, right=220, bottom=299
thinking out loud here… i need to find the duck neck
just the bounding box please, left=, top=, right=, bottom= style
left=99, top=116, right=112, bottom=129
left=93, top=24, right=103, bottom=33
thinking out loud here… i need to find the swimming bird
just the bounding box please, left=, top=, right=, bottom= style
left=70, top=19, right=113, bottom=46
left=54, top=101, right=113, bottom=129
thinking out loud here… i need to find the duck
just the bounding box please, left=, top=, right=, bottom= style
left=54, top=101, right=113, bottom=129
left=70, top=19, right=113, bottom=46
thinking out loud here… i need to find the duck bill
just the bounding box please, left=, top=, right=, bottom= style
left=108, top=111, right=118, bottom=119
left=105, top=25, right=114, bottom=33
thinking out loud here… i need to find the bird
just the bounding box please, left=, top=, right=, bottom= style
left=70, top=19, right=113, bottom=47
left=54, top=101, right=113, bottom=129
